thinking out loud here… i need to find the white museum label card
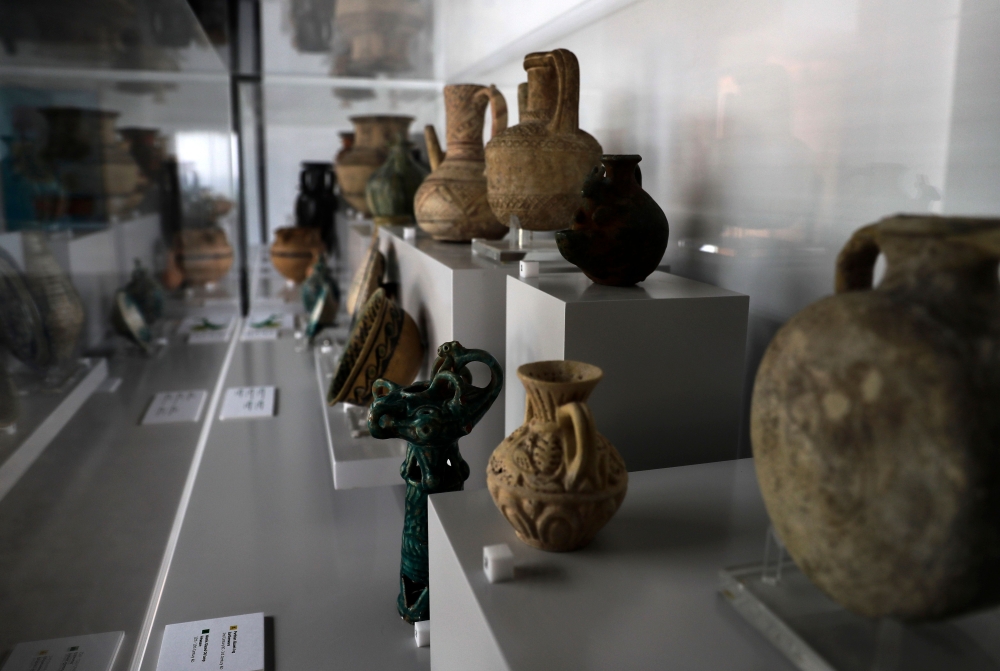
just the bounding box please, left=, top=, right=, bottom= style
left=142, top=390, right=208, bottom=425
left=155, top=612, right=264, bottom=671
left=219, top=386, right=275, bottom=420
left=0, top=631, right=124, bottom=671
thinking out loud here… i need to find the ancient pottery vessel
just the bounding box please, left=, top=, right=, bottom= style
left=111, top=290, right=153, bottom=352
left=327, top=288, right=423, bottom=406
left=175, top=227, right=233, bottom=286
left=0, top=247, right=49, bottom=369
left=415, top=84, right=508, bottom=242
left=365, top=137, right=428, bottom=227
left=484, top=49, right=602, bottom=231
left=752, top=214, right=1000, bottom=622
left=556, top=155, right=668, bottom=286
left=488, top=360, right=628, bottom=552
left=335, top=132, right=355, bottom=163
left=334, top=115, right=414, bottom=215
left=22, top=231, right=85, bottom=367
left=302, top=257, right=340, bottom=339
left=345, top=236, right=385, bottom=317
left=270, top=226, right=324, bottom=283
left=295, top=161, right=338, bottom=254
left=331, top=0, right=426, bottom=76
left=369, top=341, right=504, bottom=623
left=123, top=258, right=164, bottom=323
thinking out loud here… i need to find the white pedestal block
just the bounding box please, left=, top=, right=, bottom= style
left=506, top=270, right=748, bottom=470
left=427, top=460, right=790, bottom=671
left=377, top=226, right=514, bottom=490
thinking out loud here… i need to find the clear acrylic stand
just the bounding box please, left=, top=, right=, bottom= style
left=719, top=525, right=1000, bottom=671
left=471, top=216, right=564, bottom=263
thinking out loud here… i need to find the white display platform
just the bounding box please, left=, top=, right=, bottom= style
left=427, top=459, right=796, bottom=671
left=314, top=344, right=407, bottom=489
left=506, top=270, right=748, bottom=470
left=377, top=225, right=515, bottom=489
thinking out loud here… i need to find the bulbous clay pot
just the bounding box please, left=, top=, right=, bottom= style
left=484, top=49, right=602, bottom=231
left=270, top=226, right=325, bottom=283
left=488, top=360, right=628, bottom=552
left=327, top=287, right=423, bottom=406
left=334, top=115, right=414, bottom=215
left=175, top=227, right=233, bottom=286
left=365, top=137, right=428, bottom=226
left=556, top=155, right=668, bottom=286
left=22, top=231, right=85, bottom=367
left=415, top=84, right=508, bottom=241
left=751, top=214, right=1000, bottom=622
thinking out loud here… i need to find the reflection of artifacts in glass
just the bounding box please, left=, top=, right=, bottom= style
left=295, top=161, right=338, bottom=255
left=751, top=215, right=1000, bottom=621
left=415, top=84, right=508, bottom=242
left=0, top=362, right=19, bottom=430
left=334, top=115, right=414, bottom=215
left=174, top=227, right=233, bottom=286
left=331, top=0, right=428, bottom=77
left=1, top=134, right=67, bottom=229
left=488, top=360, right=628, bottom=552
left=0, top=247, right=50, bottom=368
left=485, top=49, right=602, bottom=232
left=118, top=127, right=167, bottom=215
left=288, top=0, right=333, bottom=52
left=270, top=226, right=324, bottom=283
left=556, top=155, right=669, bottom=286
left=327, top=288, right=422, bottom=406
left=39, top=107, right=144, bottom=222
left=22, top=231, right=85, bottom=368
left=122, top=258, right=165, bottom=323
left=365, top=136, right=427, bottom=227
left=111, top=290, right=153, bottom=353
left=369, top=341, right=503, bottom=623
left=344, top=235, right=384, bottom=317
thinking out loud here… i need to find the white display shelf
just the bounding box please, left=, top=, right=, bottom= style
left=506, top=270, right=748, bottom=471
left=427, top=458, right=797, bottom=671
left=0, top=358, right=108, bottom=503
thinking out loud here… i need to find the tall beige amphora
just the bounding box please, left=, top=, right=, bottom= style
left=487, top=361, right=627, bottom=552
left=415, top=84, right=508, bottom=241
left=334, top=115, right=414, bottom=215
left=484, top=49, right=602, bottom=231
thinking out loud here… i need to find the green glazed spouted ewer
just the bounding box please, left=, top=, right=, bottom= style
left=368, top=341, right=504, bottom=623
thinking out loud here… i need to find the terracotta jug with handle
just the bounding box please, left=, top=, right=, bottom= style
left=484, top=49, right=602, bottom=231
left=415, top=84, right=508, bottom=241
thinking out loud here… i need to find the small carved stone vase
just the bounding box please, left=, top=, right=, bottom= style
left=415, top=84, right=508, bottom=241
left=295, top=161, right=338, bottom=255
left=488, top=360, right=627, bottom=552
left=368, top=342, right=504, bottom=624
left=334, top=115, right=414, bottom=215
left=556, top=154, right=669, bottom=286
left=752, top=214, right=1000, bottom=622
left=365, top=137, right=428, bottom=227
left=484, top=49, right=602, bottom=231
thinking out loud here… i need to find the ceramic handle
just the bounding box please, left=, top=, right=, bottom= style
left=557, top=401, right=595, bottom=492
left=424, top=125, right=444, bottom=171
left=545, top=49, right=580, bottom=135
left=478, top=85, right=508, bottom=140
left=835, top=223, right=880, bottom=293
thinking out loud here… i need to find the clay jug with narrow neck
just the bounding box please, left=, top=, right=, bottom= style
left=415, top=84, right=508, bottom=241
left=484, top=49, right=602, bottom=231
left=752, top=214, right=1000, bottom=622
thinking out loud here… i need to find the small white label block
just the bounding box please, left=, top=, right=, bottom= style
left=403, top=226, right=418, bottom=240
left=519, top=260, right=539, bottom=278
left=142, top=391, right=208, bottom=425
left=483, top=543, right=515, bottom=583
left=219, top=386, right=276, bottom=420
left=155, top=612, right=264, bottom=671
left=0, top=631, right=124, bottom=671
left=414, top=620, right=430, bottom=648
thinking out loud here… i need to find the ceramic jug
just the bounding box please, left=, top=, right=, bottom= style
left=334, top=115, right=414, bottom=215
left=556, top=155, right=669, bottom=286
left=415, top=84, right=508, bottom=241
left=365, top=137, right=427, bottom=227
left=175, top=227, right=234, bottom=286
left=270, top=226, right=325, bottom=283
left=369, top=341, right=504, bottom=623
left=295, top=161, right=338, bottom=254
left=488, top=360, right=628, bottom=552
left=484, top=49, right=602, bottom=231
left=752, top=215, right=1000, bottom=622
left=123, top=258, right=164, bottom=323
left=22, top=231, right=85, bottom=368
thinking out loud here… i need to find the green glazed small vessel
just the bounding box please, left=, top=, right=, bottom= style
left=365, top=137, right=428, bottom=227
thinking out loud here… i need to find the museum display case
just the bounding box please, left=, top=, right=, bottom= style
left=2, top=0, right=1000, bottom=670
